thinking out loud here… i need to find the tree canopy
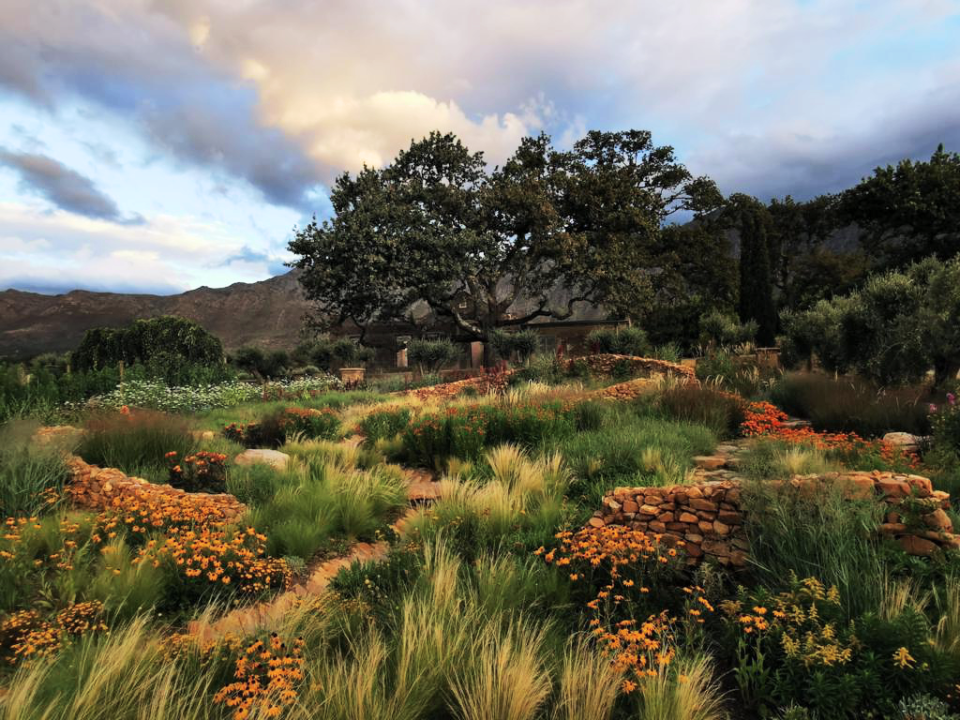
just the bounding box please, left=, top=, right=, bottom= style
left=288, top=130, right=721, bottom=345
left=781, top=255, right=960, bottom=386
left=72, top=316, right=225, bottom=382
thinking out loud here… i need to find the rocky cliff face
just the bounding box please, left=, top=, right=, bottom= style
left=0, top=271, right=315, bottom=358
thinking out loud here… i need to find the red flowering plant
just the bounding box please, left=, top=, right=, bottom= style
left=740, top=401, right=921, bottom=470
left=167, top=451, right=228, bottom=493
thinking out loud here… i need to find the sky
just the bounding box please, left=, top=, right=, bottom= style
left=0, top=0, right=958, bottom=295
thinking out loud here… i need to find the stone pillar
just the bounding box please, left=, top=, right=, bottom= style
left=470, top=341, right=485, bottom=368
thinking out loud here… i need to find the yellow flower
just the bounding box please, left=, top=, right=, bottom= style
left=893, top=646, right=915, bottom=669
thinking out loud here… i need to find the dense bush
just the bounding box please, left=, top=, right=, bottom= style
left=232, top=346, right=290, bottom=379
left=72, top=316, right=228, bottom=385
left=489, top=328, right=541, bottom=364
left=586, top=326, right=651, bottom=357
left=358, top=407, right=412, bottom=442
left=781, top=255, right=960, bottom=386
left=407, top=339, right=460, bottom=374
left=657, top=382, right=746, bottom=437
left=293, top=337, right=376, bottom=372
left=771, top=372, right=931, bottom=437
left=224, top=406, right=341, bottom=448
left=402, top=402, right=577, bottom=466
left=699, top=310, right=758, bottom=348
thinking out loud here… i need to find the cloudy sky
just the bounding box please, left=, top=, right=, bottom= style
left=1, top=0, right=958, bottom=295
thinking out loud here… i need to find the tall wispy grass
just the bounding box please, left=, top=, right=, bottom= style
left=742, top=478, right=887, bottom=616
left=771, top=372, right=931, bottom=437
left=0, top=421, right=69, bottom=517
left=76, top=410, right=195, bottom=482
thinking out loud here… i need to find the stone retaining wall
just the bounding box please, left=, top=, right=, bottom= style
left=563, top=354, right=695, bottom=380
left=65, top=457, right=246, bottom=521
left=591, top=471, right=958, bottom=567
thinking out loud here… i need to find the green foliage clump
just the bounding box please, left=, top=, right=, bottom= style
left=781, top=255, right=960, bottom=386
left=407, top=339, right=460, bottom=374
left=76, top=409, right=195, bottom=482
left=586, top=326, right=651, bottom=357
left=358, top=407, right=412, bottom=442
left=771, top=372, right=931, bottom=437
left=699, top=310, right=758, bottom=348
left=489, top=328, right=541, bottom=364
left=657, top=382, right=746, bottom=438
left=402, top=402, right=576, bottom=466
left=0, top=422, right=69, bottom=518
left=72, top=316, right=227, bottom=385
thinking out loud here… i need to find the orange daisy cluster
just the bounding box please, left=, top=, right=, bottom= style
left=95, top=488, right=288, bottom=594
left=214, top=633, right=305, bottom=720
left=594, top=613, right=676, bottom=692
left=0, top=601, right=108, bottom=666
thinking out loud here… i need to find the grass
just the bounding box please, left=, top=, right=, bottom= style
left=190, top=391, right=387, bottom=431
left=243, top=443, right=407, bottom=560
left=657, top=381, right=746, bottom=438
left=75, top=409, right=195, bottom=483
left=739, top=438, right=841, bottom=481
left=542, top=407, right=716, bottom=505
left=0, top=421, right=70, bottom=518
left=6, top=374, right=960, bottom=718
left=741, top=477, right=888, bottom=617
left=771, top=372, right=931, bottom=437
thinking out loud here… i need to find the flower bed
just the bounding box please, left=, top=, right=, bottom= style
left=402, top=401, right=576, bottom=464
left=223, top=406, right=341, bottom=447
left=86, top=376, right=343, bottom=414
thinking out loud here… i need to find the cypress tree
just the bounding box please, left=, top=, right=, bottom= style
left=731, top=195, right=777, bottom=345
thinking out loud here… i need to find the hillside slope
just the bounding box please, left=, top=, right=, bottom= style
left=0, top=271, right=314, bottom=359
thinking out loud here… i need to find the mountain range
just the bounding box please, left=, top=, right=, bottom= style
left=0, top=271, right=314, bottom=359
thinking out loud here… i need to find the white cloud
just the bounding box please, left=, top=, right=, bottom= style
left=0, top=201, right=274, bottom=293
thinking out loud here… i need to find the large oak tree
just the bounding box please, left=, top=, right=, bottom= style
left=288, top=130, right=720, bottom=352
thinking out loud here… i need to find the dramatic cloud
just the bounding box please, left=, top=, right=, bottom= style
left=0, top=149, right=123, bottom=220
left=0, top=0, right=957, bottom=292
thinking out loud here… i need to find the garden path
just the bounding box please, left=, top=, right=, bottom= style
left=187, top=435, right=440, bottom=643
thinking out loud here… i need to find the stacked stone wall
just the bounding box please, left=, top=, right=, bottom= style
left=592, top=471, right=958, bottom=566
left=65, top=457, right=245, bottom=521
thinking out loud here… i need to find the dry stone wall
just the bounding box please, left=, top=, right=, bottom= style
left=592, top=471, right=958, bottom=566
left=563, top=354, right=695, bottom=380
left=65, top=457, right=245, bottom=521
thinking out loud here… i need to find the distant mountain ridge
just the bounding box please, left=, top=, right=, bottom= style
left=0, top=271, right=315, bottom=359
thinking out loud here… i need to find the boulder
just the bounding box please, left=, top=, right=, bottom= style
left=234, top=448, right=290, bottom=470
left=882, top=432, right=921, bottom=453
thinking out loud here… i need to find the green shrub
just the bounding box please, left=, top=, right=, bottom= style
left=408, top=339, right=460, bottom=374
left=490, top=329, right=541, bottom=364
left=586, top=326, right=650, bottom=357
left=223, top=406, right=341, bottom=448
left=358, top=407, right=412, bottom=442
left=401, top=402, right=576, bottom=466
left=76, top=409, right=195, bottom=481
left=657, top=383, right=746, bottom=437
left=771, top=372, right=931, bottom=437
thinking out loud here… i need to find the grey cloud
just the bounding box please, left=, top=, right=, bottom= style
left=0, top=149, right=122, bottom=219
left=692, top=79, right=960, bottom=202
left=0, top=2, right=322, bottom=209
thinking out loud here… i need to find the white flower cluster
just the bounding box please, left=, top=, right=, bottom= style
left=86, top=376, right=344, bottom=413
